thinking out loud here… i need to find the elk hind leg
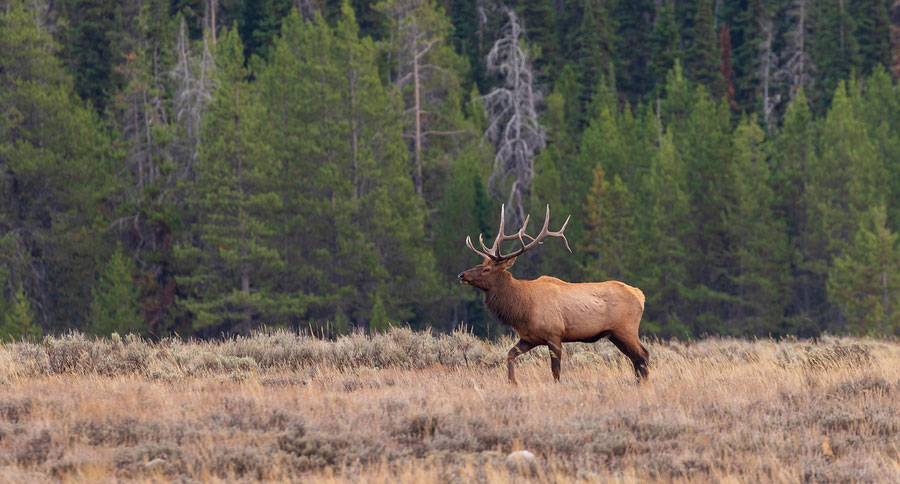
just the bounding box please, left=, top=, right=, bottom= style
left=608, top=334, right=649, bottom=382
left=547, top=340, right=563, bottom=382
left=507, top=339, right=535, bottom=385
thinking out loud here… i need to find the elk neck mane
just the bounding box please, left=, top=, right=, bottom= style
left=483, top=273, right=532, bottom=331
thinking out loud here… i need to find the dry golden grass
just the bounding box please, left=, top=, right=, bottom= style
left=1, top=329, right=899, bottom=483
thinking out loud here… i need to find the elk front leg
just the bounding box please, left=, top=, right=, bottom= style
left=507, top=339, right=535, bottom=385
left=547, top=341, right=563, bottom=382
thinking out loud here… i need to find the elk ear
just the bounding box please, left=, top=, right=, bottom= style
left=501, top=257, right=517, bottom=269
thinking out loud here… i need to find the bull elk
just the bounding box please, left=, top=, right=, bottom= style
left=457, top=205, right=649, bottom=384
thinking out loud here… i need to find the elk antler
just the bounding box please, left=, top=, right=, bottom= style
left=465, top=204, right=572, bottom=261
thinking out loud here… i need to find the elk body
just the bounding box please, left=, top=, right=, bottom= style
left=458, top=205, right=649, bottom=384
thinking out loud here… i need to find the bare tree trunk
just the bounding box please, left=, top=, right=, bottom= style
left=135, top=95, right=143, bottom=189
left=348, top=49, right=359, bottom=201
left=143, top=89, right=154, bottom=185
left=210, top=0, right=217, bottom=45
left=760, top=16, right=774, bottom=125
left=412, top=27, right=423, bottom=197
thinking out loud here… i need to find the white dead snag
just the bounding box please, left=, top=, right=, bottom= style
left=171, top=20, right=215, bottom=182
left=775, top=0, right=815, bottom=101
left=483, top=8, right=545, bottom=225
left=757, top=10, right=779, bottom=126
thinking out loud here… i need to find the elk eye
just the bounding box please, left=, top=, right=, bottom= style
left=482, top=268, right=490, bottom=273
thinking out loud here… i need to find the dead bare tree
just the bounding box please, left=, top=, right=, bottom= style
left=294, top=0, right=317, bottom=20
left=380, top=0, right=465, bottom=198
left=775, top=0, right=815, bottom=101
left=757, top=8, right=779, bottom=126
left=482, top=7, right=545, bottom=226
left=171, top=19, right=215, bottom=183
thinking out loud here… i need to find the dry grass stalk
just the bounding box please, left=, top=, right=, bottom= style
left=0, top=330, right=898, bottom=483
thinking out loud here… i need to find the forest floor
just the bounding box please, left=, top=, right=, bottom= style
left=1, top=329, right=899, bottom=483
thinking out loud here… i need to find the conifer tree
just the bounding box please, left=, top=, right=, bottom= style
left=175, top=26, right=285, bottom=334
left=649, top=2, right=681, bottom=98
left=849, top=0, right=891, bottom=76
left=567, top=0, right=616, bottom=118
left=812, top=0, right=860, bottom=111
left=828, top=206, right=900, bottom=336
left=724, top=117, right=790, bottom=335
left=772, top=89, right=820, bottom=332
left=665, top=75, right=733, bottom=330
left=90, top=246, right=144, bottom=336
left=507, top=0, right=560, bottom=76
left=256, top=5, right=439, bottom=329
left=612, top=0, right=654, bottom=103
left=0, top=1, right=113, bottom=330
left=811, top=82, right=886, bottom=256
left=860, top=68, right=900, bottom=229
left=635, top=131, right=692, bottom=338
left=0, top=284, right=41, bottom=342
left=581, top=168, right=635, bottom=283
left=685, top=0, right=724, bottom=97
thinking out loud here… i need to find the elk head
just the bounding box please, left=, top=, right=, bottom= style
left=457, top=204, right=571, bottom=290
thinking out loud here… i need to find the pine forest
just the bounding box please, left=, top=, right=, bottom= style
left=3, top=0, right=900, bottom=340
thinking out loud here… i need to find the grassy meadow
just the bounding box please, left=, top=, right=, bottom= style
left=1, top=329, right=899, bottom=483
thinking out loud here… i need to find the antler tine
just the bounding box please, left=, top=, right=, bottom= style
left=478, top=233, right=492, bottom=255
left=515, top=213, right=531, bottom=250
left=487, top=204, right=508, bottom=256
left=549, top=214, right=573, bottom=253
left=465, top=204, right=571, bottom=261
left=494, top=205, right=573, bottom=261
left=466, top=235, right=494, bottom=260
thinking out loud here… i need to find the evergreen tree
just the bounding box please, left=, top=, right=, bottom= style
left=445, top=0, right=486, bottom=89
left=685, top=0, right=725, bottom=98
left=812, top=82, right=886, bottom=255
left=0, top=1, right=113, bottom=331
left=612, top=0, right=654, bottom=104
left=802, top=82, right=886, bottom=332
left=239, top=0, right=293, bottom=60
left=635, top=131, right=692, bottom=338
left=566, top=0, right=616, bottom=119
left=90, top=246, right=144, bottom=336
left=433, top=144, right=493, bottom=334
left=256, top=6, right=439, bottom=329
left=175, top=26, right=285, bottom=334
left=828, top=205, right=900, bottom=336
left=527, top=66, right=582, bottom=282
left=0, top=284, right=41, bottom=342
left=772, top=88, right=820, bottom=334
left=581, top=168, right=635, bottom=283
left=508, top=0, right=560, bottom=77
left=812, top=0, right=860, bottom=111
left=860, top=67, right=900, bottom=229
left=849, top=0, right=891, bottom=76
left=649, top=2, right=681, bottom=98
left=57, top=0, right=122, bottom=111
left=724, top=116, right=790, bottom=335
left=665, top=76, right=733, bottom=332
left=726, top=0, right=762, bottom=114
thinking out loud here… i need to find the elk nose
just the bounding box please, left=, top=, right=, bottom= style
left=457, top=272, right=464, bottom=280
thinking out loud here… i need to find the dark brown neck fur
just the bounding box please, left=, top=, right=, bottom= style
left=483, top=272, right=531, bottom=332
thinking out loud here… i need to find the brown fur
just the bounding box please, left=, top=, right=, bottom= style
left=459, top=257, right=649, bottom=384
